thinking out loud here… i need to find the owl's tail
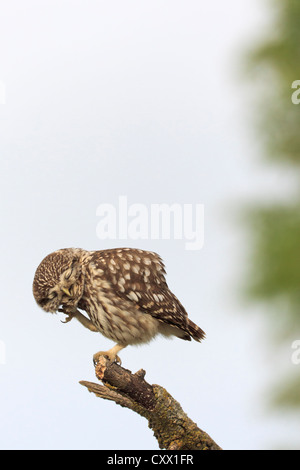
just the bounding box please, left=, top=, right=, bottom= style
left=187, top=318, right=206, bottom=342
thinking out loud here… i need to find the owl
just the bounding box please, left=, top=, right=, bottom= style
left=32, top=248, right=205, bottom=364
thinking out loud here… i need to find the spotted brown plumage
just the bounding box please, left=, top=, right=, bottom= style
left=33, top=247, right=205, bottom=364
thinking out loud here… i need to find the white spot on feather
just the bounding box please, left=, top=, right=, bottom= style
left=132, top=265, right=140, bottom=274
left=127, top=291, right=139, bottom=302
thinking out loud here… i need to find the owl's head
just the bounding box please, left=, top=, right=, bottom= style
left=33, top=248, right=84, bottom=313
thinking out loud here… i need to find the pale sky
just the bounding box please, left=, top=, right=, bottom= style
left=0, top=0, right=298, bottom=450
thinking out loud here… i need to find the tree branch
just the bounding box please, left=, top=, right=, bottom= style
left=80, top=356, right=222, bottom=450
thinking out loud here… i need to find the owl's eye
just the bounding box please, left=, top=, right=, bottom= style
left=48, top=292, right=57, bottom=300
left=64, top=267, right=73, bottom=280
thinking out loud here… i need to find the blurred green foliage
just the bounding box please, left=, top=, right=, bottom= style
left=245, top=205, right=300, bottom=319
left=247, top=0, right=300, bottom=165
left=244, top=0, right=300, bottom=410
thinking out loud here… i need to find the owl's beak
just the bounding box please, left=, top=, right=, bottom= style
left=61, top=287, right=71, bottom=297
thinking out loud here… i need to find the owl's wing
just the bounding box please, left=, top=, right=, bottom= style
left=92, top=248, right=190, bottom=333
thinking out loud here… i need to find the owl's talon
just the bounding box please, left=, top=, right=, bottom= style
left=114, top=355, right=122, bottom=365
left=61, top=315, right=72, bottom=324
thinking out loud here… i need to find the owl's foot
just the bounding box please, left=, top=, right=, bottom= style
left=93, top=351, right=122, bottom=365
left=59, top=308, right=76, bottom=324
left=93, top=344, right=125, bottom=366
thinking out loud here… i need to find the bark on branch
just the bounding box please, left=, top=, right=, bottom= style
left=80, top=356, right=221, bottom=450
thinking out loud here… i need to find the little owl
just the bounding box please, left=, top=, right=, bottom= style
left=32, top=248, right=205, bottom=364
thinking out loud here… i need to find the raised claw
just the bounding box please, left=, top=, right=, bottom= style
left=61, top=314, right=74, bottom=324
left=59, top=308, right=76, bottom=324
